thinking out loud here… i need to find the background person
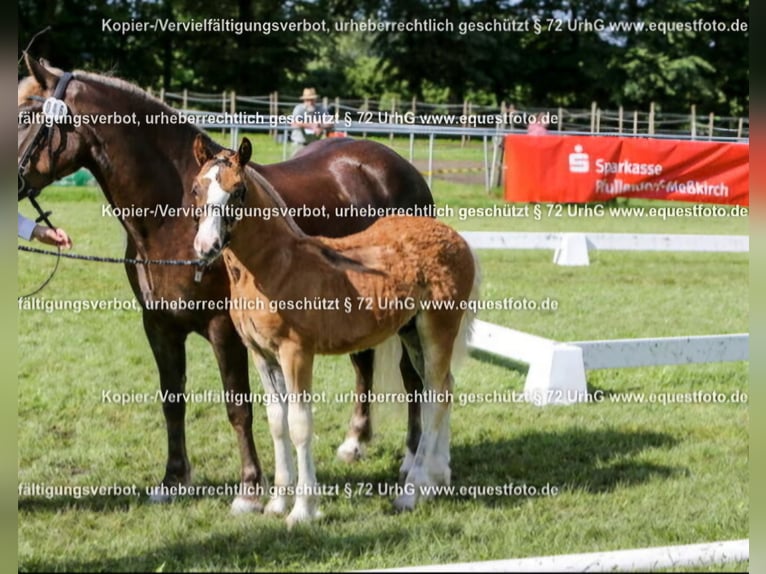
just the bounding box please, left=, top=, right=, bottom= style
left=290, top=87, right=334, bottom=155
left=18, top=212, right=72, bottom=248
left=527, top=112, right=550, bottom=135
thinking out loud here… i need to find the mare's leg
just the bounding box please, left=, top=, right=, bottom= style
left=394, top=311, right=460, bottom=511
left=279, top=343, right=320, bottom=527
left=142, top=312, right=191, bottom=500
left=338, top=344, right=425, bottom=468
left=207, top=314, right=267, bottom=514
left=250, top=351, right=296, bottom=516
left=337, top=350, right=374, bottom=463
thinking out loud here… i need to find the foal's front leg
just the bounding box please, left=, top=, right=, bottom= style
left=251, top=350, right=295, bottom=516
left=280, top=343, right=321, bottom=527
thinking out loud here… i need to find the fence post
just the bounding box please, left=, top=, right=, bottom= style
left=648, top=102, right=655, bottom=135
left=590, top=101, right=597, bottom=133
left=708, top=112, right=715, bottom=139
left=595, top=107, right=601, bottom=133
left=558, top=106, right=563, bottom=132
left=460, top=98, right=470, bottom=147
left=483, top=133, right=490, bottom=193
left=275, top=92, right=280, bottom=138
left=500, top=101, right=507, bottom=131
left=410, top=95, right=417, bottom=157
left=427, top=132, right=435, bottom=189
left=737, top=117, right=744, bottom=139
left=159, top=87, right=165, bottom=103
left=334, top=96, right=340, bottom=124
left=689, top=104, right=697, bottom=140
left=230, top=90, right=236, bottom=116
left=390, top=96, right=396, bottom=141
left=633, top=110, right=638, bottom=134
left=182, top=88, right=188, bottom=110
left=618, top=105, right=623, bottom=134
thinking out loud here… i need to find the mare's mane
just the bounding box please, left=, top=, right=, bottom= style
left=237, top=156, right=378, bottom=275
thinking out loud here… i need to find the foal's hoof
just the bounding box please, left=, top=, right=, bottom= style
left=231, top=496, right=265, bottom=515
left=336, top=437, right=365, bottom=463
left=398, top=450, right=416, bottom=483
left=286, top=506, right=323, bottom=529
left=264, top=495, right=291, bottom=516
left=393, top=492, right=417, bottom=512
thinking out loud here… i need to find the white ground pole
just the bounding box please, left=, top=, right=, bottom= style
left=468, top=320, right=748, bottom=406
left=355, top=538, right=748, bottom=573
left=462, top=231, right=749, bottom=404
left=461, top=231, right=749, bottom=266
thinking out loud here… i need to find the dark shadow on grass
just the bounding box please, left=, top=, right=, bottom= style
left=18, top=426, right=679, bottom=516
left=448, top=427, right=680, bottom=506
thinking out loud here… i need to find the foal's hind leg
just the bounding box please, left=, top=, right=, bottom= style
left=398, top=322, right=426, bottom=481
left=394, top=312, right=460, bottom=511
left=337, top=350, right=374, bottom=463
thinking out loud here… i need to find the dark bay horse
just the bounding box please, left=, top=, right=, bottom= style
left=191, top=136, right=478, bottom=524
left=17, top=54, right=431, bottom=513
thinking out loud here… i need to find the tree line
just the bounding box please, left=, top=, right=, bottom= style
left=18, top=0, right=749, bottom=116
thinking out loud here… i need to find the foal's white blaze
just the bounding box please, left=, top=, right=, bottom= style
left=193, top=165, right=231, bottom=258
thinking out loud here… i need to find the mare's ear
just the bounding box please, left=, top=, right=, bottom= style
left=24, top=52, right=59, bottom=91
left=236, top=137, right=252, bottom=167
left=193, top=134, right=215, bottom=166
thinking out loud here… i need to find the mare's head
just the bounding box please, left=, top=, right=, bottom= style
left=18, top=54, right=92, bottom=197
left=191, top=134, right=252, bottom=260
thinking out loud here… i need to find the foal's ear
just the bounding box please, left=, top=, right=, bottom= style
left=237, top=137, right=252, bottom=167
left=193, top=134, right=216, bottom=166
left=24, top=52, right=59, bottom=91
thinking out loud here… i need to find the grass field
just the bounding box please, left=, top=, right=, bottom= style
left=17, top=141, right=749, bottom=572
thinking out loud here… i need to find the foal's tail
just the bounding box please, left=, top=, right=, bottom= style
left=450, top=246, right=482, bottom=372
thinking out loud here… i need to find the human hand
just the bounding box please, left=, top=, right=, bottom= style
left=33, top=225, right=73, bottom=249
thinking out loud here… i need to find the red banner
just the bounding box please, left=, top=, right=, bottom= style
left=503, top=134, right=749, bottom=206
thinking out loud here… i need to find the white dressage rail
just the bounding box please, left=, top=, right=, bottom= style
left=460, top=231, right=749, bottom=266
left=468, top=320, right=749, bottom=406
left=462, top=231, right=749, bottom=405
left=356, top=538, right=748, bottom=573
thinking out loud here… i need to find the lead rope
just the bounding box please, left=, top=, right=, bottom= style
left=17, top=245, right=208, bottom=300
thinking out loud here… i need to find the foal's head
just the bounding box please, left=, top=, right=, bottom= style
left=191, top=135, right=252, bottom=260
